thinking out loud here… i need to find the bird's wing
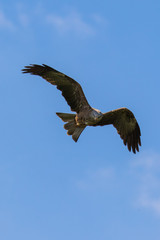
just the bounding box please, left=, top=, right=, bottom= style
left=96, top=108, right=141, bottom=153
left=22, top=64, right=91, bottom=113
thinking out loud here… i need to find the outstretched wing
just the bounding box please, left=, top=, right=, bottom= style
left=22, top=64, right=91, bottom=113
left=96, top=107, right=141, bottom=153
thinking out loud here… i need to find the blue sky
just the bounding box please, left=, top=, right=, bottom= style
left=0, top=0, right=160, bottom=239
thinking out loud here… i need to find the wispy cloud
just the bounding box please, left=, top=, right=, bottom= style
left=131, top=151, right=160, bottom=216
left=46, top=10, right=102, bottom=37
left=18, top=13, right=30, bottom=27
left=76, top=167, right=115, bottom=191
left=0, top=10, right=15, bottom=31
left=137, top=194, right=160, bottom=215
left=0, top=5, right=107, bottom=38
left=92, top=13, right=108, bottom=25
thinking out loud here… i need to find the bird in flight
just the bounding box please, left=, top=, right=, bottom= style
left=22, top=64, right=141, bottom=153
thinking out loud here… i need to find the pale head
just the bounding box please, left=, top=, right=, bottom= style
left=92, top=108, right=103, bottom=121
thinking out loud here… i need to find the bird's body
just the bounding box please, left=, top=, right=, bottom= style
left=76, top=108, right=103, bottom=126
left=22, top=64, right=141, bottom=153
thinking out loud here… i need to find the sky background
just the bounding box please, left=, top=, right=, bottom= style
left=0, top=0, right=160, bottom=239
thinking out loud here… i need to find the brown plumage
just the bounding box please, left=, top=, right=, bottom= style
left=22, top=64, right=141, bottom=153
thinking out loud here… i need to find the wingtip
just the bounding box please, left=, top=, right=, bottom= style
left=21, top=64, right=52, bottom=76
left=21, top=64, right=37, bottom=74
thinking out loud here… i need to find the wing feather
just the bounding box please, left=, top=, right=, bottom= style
left=22, top=64, right=91, bottom=113
left=95, top=108, right=141, bottom=154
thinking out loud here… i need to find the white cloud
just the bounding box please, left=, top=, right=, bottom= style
left=76, top=167, right=115, bottom=191
left=0, top=5, right=107, bottom=38
left=0, top=10, right=15, bottom=30
left=131, top=151, right=160, bottom=216
left=46, top=11, right=95, bottom=36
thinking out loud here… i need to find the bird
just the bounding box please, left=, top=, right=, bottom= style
left=22, top=64, right=141, bottom=153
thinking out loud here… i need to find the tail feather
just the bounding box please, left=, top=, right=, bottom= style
left=56, top=112, right=75, bottom=122
left=64, top=121, right=75, bottom=130
left=56, top=112, right=85, bottom=142
left=64, top=121, right=76, bottom=135
left=67, top=128, right=75, bottom=136
left=72, top=127, right=85, bottom=142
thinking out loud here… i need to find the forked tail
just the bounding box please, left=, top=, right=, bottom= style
left=56, top=113, right=85, bottom=142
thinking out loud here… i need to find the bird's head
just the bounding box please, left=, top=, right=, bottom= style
left=92, top=108, right=103, bottom=121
